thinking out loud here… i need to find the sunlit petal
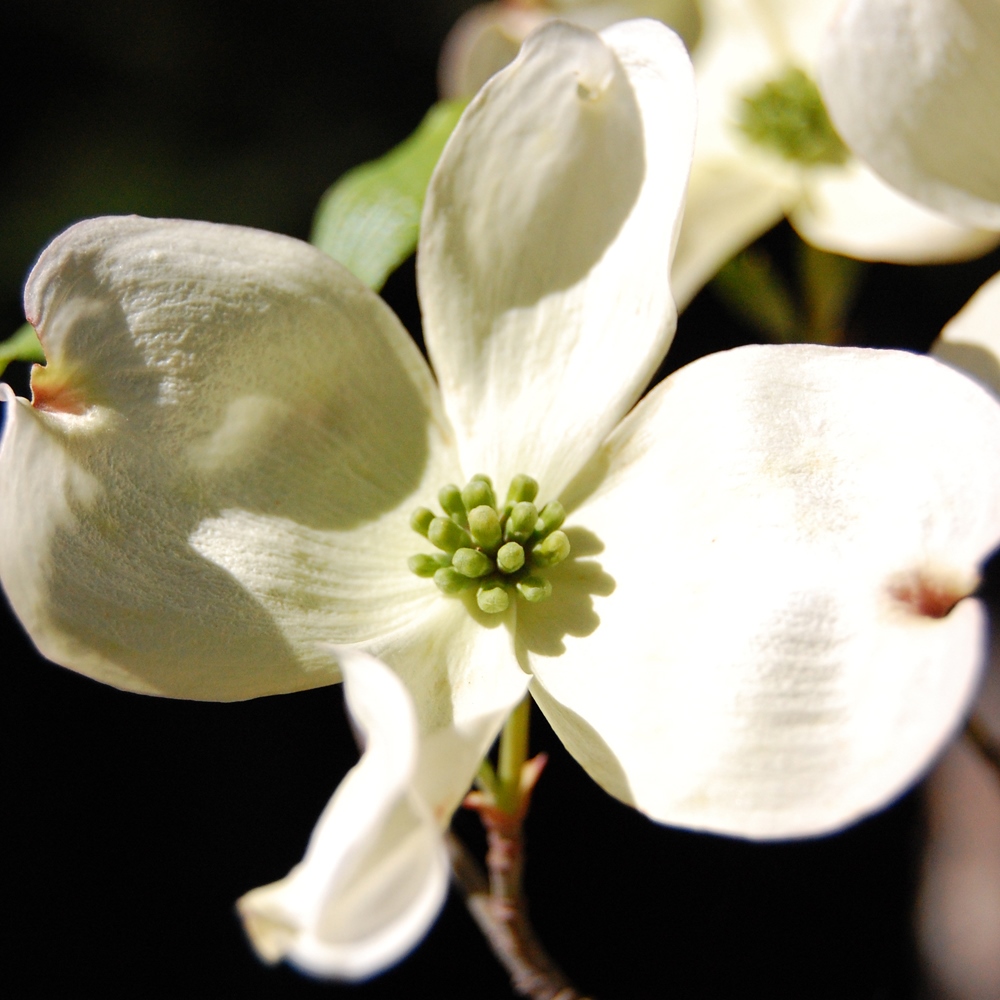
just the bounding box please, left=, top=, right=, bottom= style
left=420, top=19, right=695, bottom=496
left=437, top=2, right=548, bottom=99
left=692, top=0, right=842, bottom=163
left=239, top=608, right=527, bottom=980
left=671, top=158, right=792, bottom=310
left=526, top=344, right=1000, bottom=838
left=438, top=0, right=704, bottom=97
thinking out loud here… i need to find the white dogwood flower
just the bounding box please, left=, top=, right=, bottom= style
left=671, top=0, right=998, bottom=307
left=3, top=18, right=1000, bottom=979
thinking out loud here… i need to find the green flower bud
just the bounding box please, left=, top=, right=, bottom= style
left=453, top=547, right=495, bottom=578
left=477, top=580, right=510, bottom=614
left=505, top=474, right=539, bottom=505
left=434, top=566, right=473, bottom=594
left=516, top=575, right=553, bottom=603
left=428, top=516, right=472, bottom=553
left=438, top=483, right=468, bottom=525
left=533, top=500, right=565, bottom=539
left=496, top=541, right=525, bottom=573
left=532, top=529, right=570, bottom=567
left=505, top=502, right=538, bottom=543
left=468, top=504, right=502, bottom=551
left=462, top=476, right=496, bottom=512
left=410, top=471, right=575, bottom=613
left=408, top=553, right=450, bottom=577
left=410, top=507, right=435, bottom=537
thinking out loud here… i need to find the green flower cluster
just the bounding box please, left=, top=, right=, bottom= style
left=739, top=66, right=848, bottom=166
left=408, top=473, right=570, bottom=614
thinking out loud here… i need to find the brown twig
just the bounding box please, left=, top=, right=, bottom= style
left=447, top=754, right=592, bottom=1000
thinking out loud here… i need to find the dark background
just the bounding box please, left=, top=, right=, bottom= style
left=2, top=2, right=998, bottom=997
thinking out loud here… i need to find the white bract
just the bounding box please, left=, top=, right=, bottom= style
left=819, top=14, right=1000, bottom=994
left=3, top=18, right=1000, bottom=980
left=819, top=0, right=1000, bottom=232
left=238, top=649, right=451, bottom=978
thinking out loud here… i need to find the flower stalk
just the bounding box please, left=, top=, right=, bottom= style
left=451, top=699, right=592, bottom=999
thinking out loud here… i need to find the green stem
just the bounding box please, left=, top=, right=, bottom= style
left=497, top=696, right=531, bottom=813
left=476, top=758, right=499, bottom=797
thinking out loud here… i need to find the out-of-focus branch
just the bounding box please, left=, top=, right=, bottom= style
left=966, top=711, right=1000, bottom=780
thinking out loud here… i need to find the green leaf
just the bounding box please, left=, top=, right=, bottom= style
left=0, top=323, right=45, bottom=378
left=311, top=99, right=467, bottom=291
left=711, top=247, right=800, bottom=343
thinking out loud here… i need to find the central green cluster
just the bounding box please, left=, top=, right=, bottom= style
left=737, top=66, right=848, bottom=166
left=408, top=473, right=570, bottom=614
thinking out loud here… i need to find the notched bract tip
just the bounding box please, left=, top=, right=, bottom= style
left=576, top=72, right=613, bottom=102
left=887, top=568, right=977, bottom=620
left=237, top=896, right=297, bottom=965
left=29, top=363, right=89, bottom=415
left=529, top=18, right=615, bottom=105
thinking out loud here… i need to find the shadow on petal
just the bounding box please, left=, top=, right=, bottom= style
left=933, top=342, right=1000, bottom=399
left=31, top=295, right=161, bottom=414
left=515, top=527, right=615, bottom=658
left=432, top=24, right=646, bottom=318
left=43, top=447, right=309, bottom=700
left=558, top=447, right=612, bottom=515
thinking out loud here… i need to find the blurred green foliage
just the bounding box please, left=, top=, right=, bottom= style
left=0, top=323, right=44, bottom=377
